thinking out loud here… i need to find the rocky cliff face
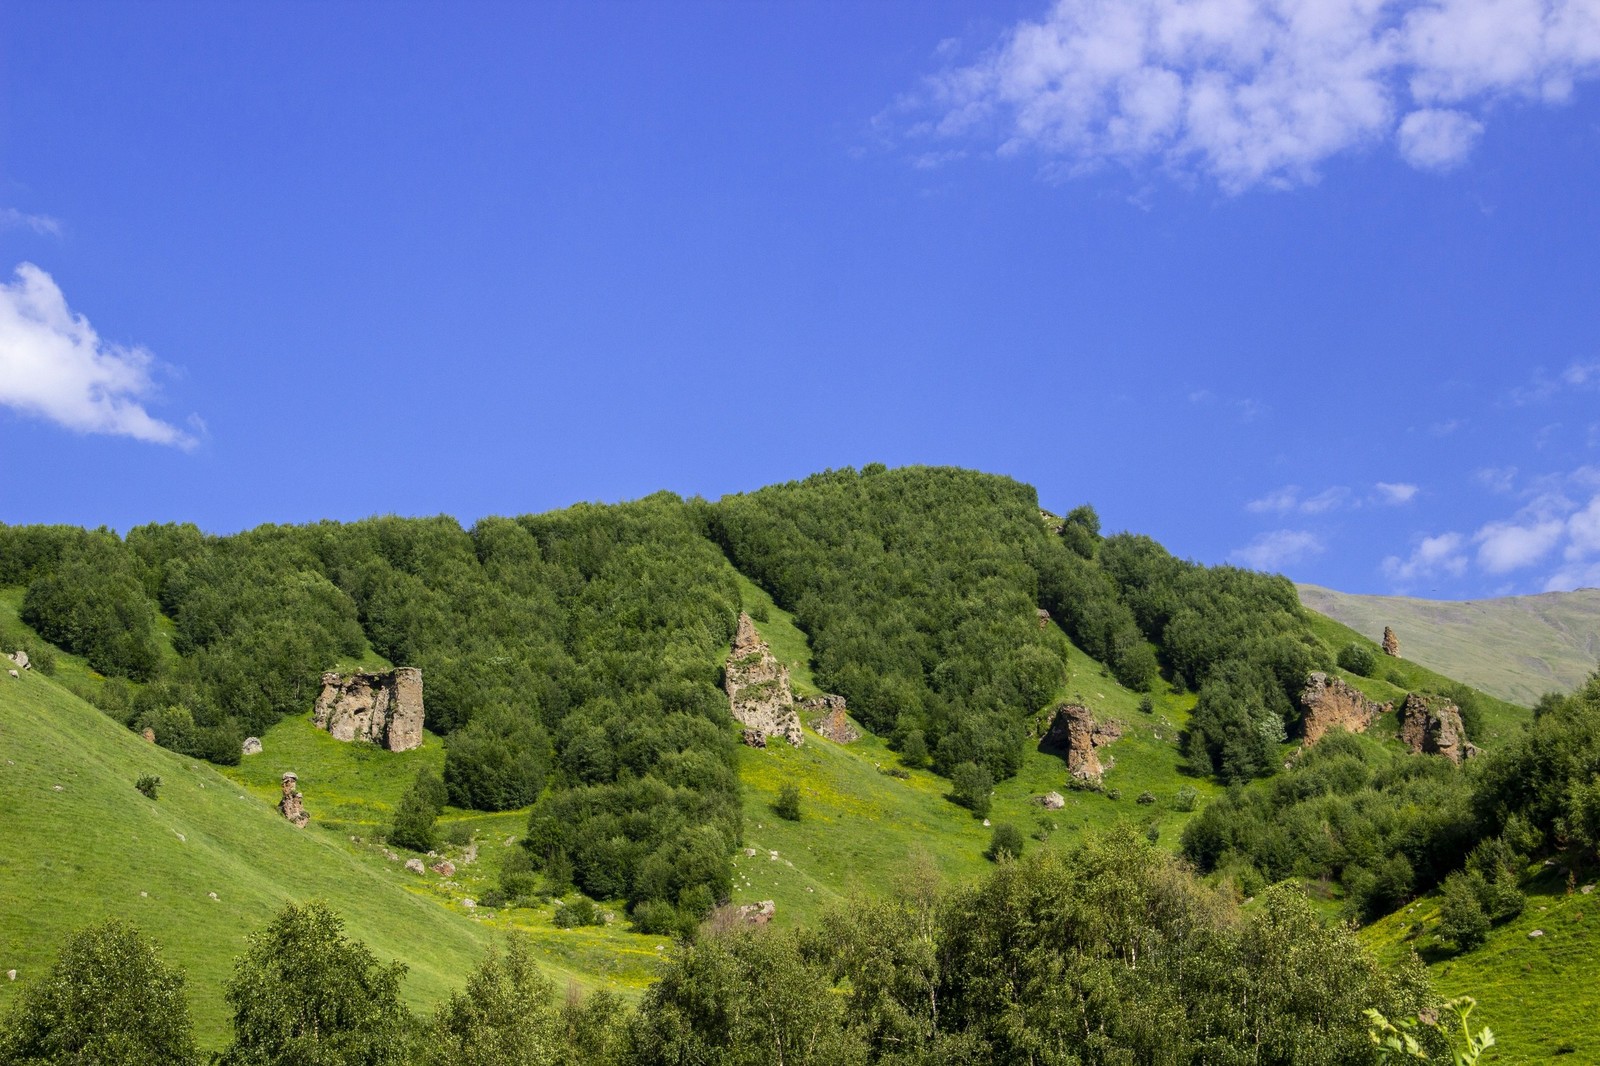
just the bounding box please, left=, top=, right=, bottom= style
left=1299, top=672, right=1391, bottom=746
left=800, top=693, right=859, bottom=743
left=725, top=614, right=803, bottom=747
left=313, top=668, right=424, bottom=752
left=278, top=772, right=309, bottom=828
left=1397, top=693, right=1478, bottom=764
left=1039, top=703, right=1121, bottom=785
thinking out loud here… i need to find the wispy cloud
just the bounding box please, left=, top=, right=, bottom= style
left=0, top=262, right=197, bottom=448
left=1509, top=360, right=1600, bottom=404
left=1230, top=529, right=1324, bottom=570
left=1476, top=465, right=1518, bottom=493
left=1475, top=516, right=1565, bottom=572
left=1382, top=531, right=1469, bottom=584
left=1375, top=481, right=1419, bottom=505
left=0, top=208, right=61, bottom=237
left=895, top=0, right=1600, bottom=191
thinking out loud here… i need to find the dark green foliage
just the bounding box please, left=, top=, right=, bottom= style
left=1181, top=732, right=1476, bottom=920
left=444, top=711, right=550, bottom=812
left=218, top=900, right=411, bottom=1066
left=553, top=898, right=602, bottom=928
left=1474, top=669, right=1600, bottom=852
left=949, top=761, right=992, bottom=817
left=0, top=622, right=56, bottom=676
left=134, top=774, right=160, bottom=800
left=1438, top=872, right=1491, bottom=951
left=20, top=532, right=162, bottom=680
left=389, top=769, right=447, bottom=853
left=713, top=467, right=1063, bottom=780
left=1338, top=642, right=1377, bottom=676
left=774, top=783, right=802, bottom=821
left=0, top=919, right=199, bottom=1066
left=984, top=822, right=1024, bottom=862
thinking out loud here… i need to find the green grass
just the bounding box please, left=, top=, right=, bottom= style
left=1300, top=583, right=1600, bottom=707
left=1363, top=865, right=1600, bottom=1064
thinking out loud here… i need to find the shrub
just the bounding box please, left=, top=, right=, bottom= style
left=774, top=783, right=802, bottom=821
left=553, top=897, right=601, bottom=929
left=0, top=919, right=199, bottom=1065
left=1438, top=872, right=1490, bottom=951
left=1174, top=785, right=1198, bottom=812
left=631, top=900, right=682, bottom=937
left=1136, top=790, right=1156, bottom=805
left=950, top=762, right=993, bottom=818
left=1138, top=695, right=1154, bottom=715
left=1337, top=643, right=1377, bottom=677
left=985, top=822, right=1025, bottom=862
left=389, top=769, right=446, bottom=853
left=135, top=774, right=161, bottom=800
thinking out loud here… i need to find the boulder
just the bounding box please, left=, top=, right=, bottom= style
left=313, top=668, right=424, bottom=752
left=405, top=858, right=425, bottom=875
left=241, top=737, right=263, bottom=756
left=6, top=669, right=16, bottom=679
left=431, top=861, right=456, bottom=877
left=1397, top=693, right=1478, bottom=764
left=278, top=772, right=309, bottom=828
left=1299, top=672, right=1391, bottom=746
left=1036, top=608, right=1051, bottom=629
left=1039, top=703, right=1121, bottom=785
left=737, top=900, right=777, bottom=925
left=9, top=650, right=29, bottom=670
left=1382, top=626, right=1401, bottom=658
left=1037, top=791, right=1066, bottom=810
left=800, top=693, right=859, bottom=743
left=141, top=728, right=156, bottom=744
left=725, top=613, right=803, bottom=747
left=741, top=729, right=767, bottom=748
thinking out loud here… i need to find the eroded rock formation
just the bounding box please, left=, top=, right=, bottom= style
left=313, top=668, right=424, bottom=752
left=800, top=693, right=859, bottom=744
left=1036, top=608, right=1051, bottom=629
left=1039, top=703, right=1121, bottom=785
left=278, top=772, right=309, bottom=828
left=1382, top=627, right=1401, bottom=658
left=1299, top=672, right=1392, bottom=746
left=737, top=900, right=776, bottom=925
left=1398, top=693, right=1478, bottom=764
left=725, top=614, right=803, bottom=747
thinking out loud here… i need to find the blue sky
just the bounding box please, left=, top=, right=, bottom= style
left=2, top=0, right=1598, bottom=598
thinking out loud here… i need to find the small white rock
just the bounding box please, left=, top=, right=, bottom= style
left=140, top=891, right=148, bottom=898
left=6, top=970, right=14, bottom=981
left=1529, top=929, right=1545, bottom=938
left=51, top=785, right=63, bottom=792
left=207, top=892, right=218, bottom=901
left=1582, top=884, right=1595, bottom=895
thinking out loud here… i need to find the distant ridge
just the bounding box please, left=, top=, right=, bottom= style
left=1297, top=584, right=1600, bottom=706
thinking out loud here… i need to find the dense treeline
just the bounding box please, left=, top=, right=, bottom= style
left=0, top=833, right=1451, bottom=1066
left=1, top=496, right=742, bottom=926
left=712, top=466, right=1066, bottom=782
left=1183, top=670, right=1600, bottom=936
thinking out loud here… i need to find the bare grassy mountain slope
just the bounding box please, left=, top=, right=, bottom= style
left=1297, top=584, right=1600, bottom=705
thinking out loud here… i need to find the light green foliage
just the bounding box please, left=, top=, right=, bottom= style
left=0, top=919, right=199, bottom=1066
left=218, top=901, right=411, bottom=1066
left=948, top=762, right=992, bottom=817
left=1439, top=873, right=1491, bottom=951
left=1339, top=642, right=1378, bottom=677
left=1368, top=995, right=1495, bottom=1065
left=134, top=773, right=161, bottom=800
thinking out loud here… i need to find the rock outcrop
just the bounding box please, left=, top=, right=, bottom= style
left=242, top=737, right=263, bottom=756
left=313, top=668, right=424, bottom=752
left=1036, top=608, right=1051, bottom=629
left=1299, top=672, right=1392, bottom=746
left=1382, top=626, right=1401, bottom=658
left=1039, top=703, right=1121, bottom=785
left=1397, top=693, right=1478, bottom=764
left=278, top=772, right=309, bottom=828
left=737, top=900, right=776, bottom=926
left=800, top=693, right=859, bottom=744
left=141, top=728, right=155, bottom=744
left=8, top=650, right=29, bottom=670
left=1037, top=791, right=1066, bottom=810
left=724, top=614, right=803, bottom=747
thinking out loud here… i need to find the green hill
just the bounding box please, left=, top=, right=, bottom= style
left=1298, top=583, right=1600, bottom=705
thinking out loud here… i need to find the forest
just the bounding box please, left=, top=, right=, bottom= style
left=4, top=465, right=1596, bottom=1062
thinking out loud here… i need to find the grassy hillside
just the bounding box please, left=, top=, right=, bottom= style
left=1299, top=583, right=1600, bottom=706
left=1363, top=863, right=1600, bottom=1064
left=0, top=668, right=495, bottom=1044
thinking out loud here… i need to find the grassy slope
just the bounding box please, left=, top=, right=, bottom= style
left=728, top=575, right=1225, bottom=932
left=1299, top=583, right=1600, bottom=706
left=1363, top=865, right=1600, bottom=1064
left=0, top=670, right=497, bottom=1046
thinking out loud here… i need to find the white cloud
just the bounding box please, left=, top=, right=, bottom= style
left=900, top=0, right=1600, bottom=190
left=1246, top=484, right=1353, bottom=513
left=1566, top=493, right=1600, bottom=558
left=1382, top=531, right=1469, bottom=583
left=1230, top=529, right=1325, bottom=570
left=0, top=263, right=196, bottom=447
left=1474, top=516, right=1565, bottom=571
left=1544, top=559, right=1600, bottom=590
left=1396, top=107, right=1484, bottom=167
left=1375, top=481, right=1419, bottom=504
left=1476, top=465, right=1518, bottom=492
left=0, top=208, right=60, bottom=237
